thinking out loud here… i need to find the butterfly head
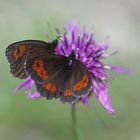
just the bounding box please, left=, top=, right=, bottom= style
left=69, top=51, right=76, bottom=60
left=67, top=52, right=77, bottom=69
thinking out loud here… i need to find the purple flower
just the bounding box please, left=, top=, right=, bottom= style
left=82, top=95, right=89, bottom=105
left=55, top=20, right=129, bottom=116
left=16, top=20, right=129, bottom=116
left=15, top=77, right=41, bottom=100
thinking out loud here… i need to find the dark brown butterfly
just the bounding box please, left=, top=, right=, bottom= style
left=6, top=40, right=91, bottom=103
left=6, top=39, right=58, bottom=79
left=25, top=53, right=92, bottom=103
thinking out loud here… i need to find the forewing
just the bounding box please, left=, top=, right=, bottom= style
left=5, top=40, right=57, bottom=79
left=26, top=54, right=68, bottom=99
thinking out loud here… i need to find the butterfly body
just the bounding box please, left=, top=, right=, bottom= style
left=6, top=39, right=92, bottom=103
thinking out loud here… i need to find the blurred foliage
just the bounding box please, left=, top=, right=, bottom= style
left=0, top=0, right=139, bottom=140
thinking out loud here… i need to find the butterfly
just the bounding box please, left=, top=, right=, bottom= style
left=6, top=39, right=58, bottom=79
left=6, top=40, right=92, bottom=104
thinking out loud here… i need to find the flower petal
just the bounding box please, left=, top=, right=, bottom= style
left=27, top=92, right=42, bottom=100
left=92, top=80, right=115, bottom=116
left=111, top=66, right=132, bottom=74
left=82, top=95, right=89, bottom=105
left=15, top=77, right=33, bottom=93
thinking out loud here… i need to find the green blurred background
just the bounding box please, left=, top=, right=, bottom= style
left=0, top=0, right=139, bottom=140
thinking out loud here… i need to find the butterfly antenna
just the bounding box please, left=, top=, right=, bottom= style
left=56, top=35, right=66, bottom=46
left=56, top=35, right=62, bottom=41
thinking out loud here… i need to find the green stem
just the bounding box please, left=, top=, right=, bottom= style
left=71, top=104, right=80, bottom=140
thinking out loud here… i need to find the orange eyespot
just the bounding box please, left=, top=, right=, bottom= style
left=64, top=89, right=72, bottom=96
left=37, top=69, right=48, bottom=80
left=82, top=81, right=88, bottom=88
left=81, top=74, right=89, bottom=88
left=73, top=74, right=89, bottom=91
left=32, top=60, right=44, bottom=70
left=13, top=44, right=27, bottom=60
left=51, top=85, right=57, bottom=94
left=76, top=82, right=81, bottom=89
left=73, top=83, right=81, bottom=91
left=32, top=60, right=48, bottom=80
left=45, top=83, right=52, bottom=91
left=82, top=74, right=89, bottom=83
left=43, top=83, right=57, bottom=94
left=73, top=84, right=78, bottom=91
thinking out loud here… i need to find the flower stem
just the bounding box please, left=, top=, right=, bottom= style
left=71, top=104, right=80, bottom=140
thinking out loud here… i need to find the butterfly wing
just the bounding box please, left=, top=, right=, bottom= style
left=26, top=54, right=68, bottom=99
left=5, top=40, right=57, bottom=79
left=26, top=54, right=91, bottom=103
left=60, top=60, right=92, bottom=103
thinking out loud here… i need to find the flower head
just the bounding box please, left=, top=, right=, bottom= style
left=16, top=20, right=129, bottom=116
